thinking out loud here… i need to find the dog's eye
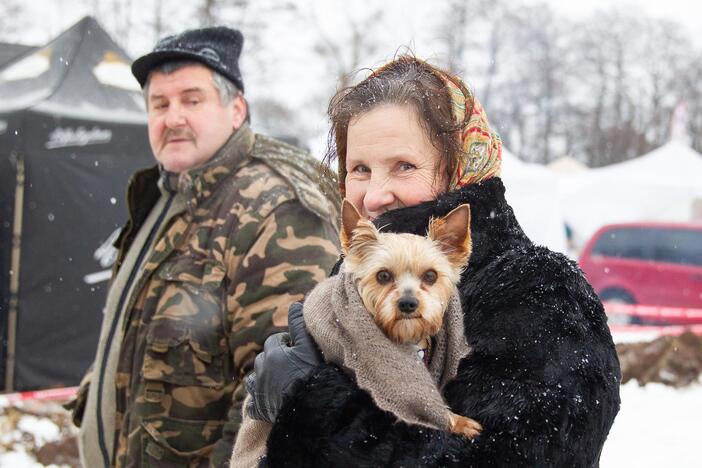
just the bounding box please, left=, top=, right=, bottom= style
left=422, top=270, right=438, bottom=284
left=376, top=269, right=393, bottom=284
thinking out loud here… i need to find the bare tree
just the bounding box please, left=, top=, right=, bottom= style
left=153, top=0, right=164, bottom=41
left=308, top=6, right=384, bottom=89
left=515, top=6, right=571, bottom=163
left=452, top=0, right=518, bottom=109
left=636, top=20, right=692, bottom=149
left=566, top=11, right=696, bottom=166
left=430, top=1, right=700, bottom=166
left=436, top=0, right=471, bottom=73
left=568, top=12, right=646, bottom=166
left=682, top=56, right=702, bottom=152
left=0, top=1, right=26, bottom=40
left=112, top=0, right=134, bottom=47
left=198, top=0, right=219, bottom=26
left=467, top=2, right=569, bottom=163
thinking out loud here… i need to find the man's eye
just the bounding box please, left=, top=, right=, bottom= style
left=187, top=99, right=201, bottom=106
left=152, top=103, right=167, bottom=110
left=398, top=162, right=416, bottom=171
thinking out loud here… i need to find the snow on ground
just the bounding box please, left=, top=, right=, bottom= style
left=0, top=402, right=76, bottom=468
left=0, top=451, right=51, bottom=468
left=0, top=381, right=700, bottom=466
left=600, top=381, right=702, bottom=468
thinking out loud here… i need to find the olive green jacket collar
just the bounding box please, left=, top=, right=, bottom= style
left=126, top=124, right=254, bottom=215
left=159, top=124, right=255, bottom=208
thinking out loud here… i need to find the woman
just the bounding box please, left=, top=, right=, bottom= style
left=244, top=56, right=621, bottom=467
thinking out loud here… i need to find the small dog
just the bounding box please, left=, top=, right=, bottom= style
left=340, top=199, right=483, bottom=439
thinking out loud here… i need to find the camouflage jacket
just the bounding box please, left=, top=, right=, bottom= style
left=76, top=125, right=340, bottom=468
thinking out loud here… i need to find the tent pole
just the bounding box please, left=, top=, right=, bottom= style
left=5, top=152, right=24, bottom=392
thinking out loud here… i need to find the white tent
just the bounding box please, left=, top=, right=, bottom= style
left=560, top=141, right=702, bottom=247
left=501, top=150, right=569, bottom=254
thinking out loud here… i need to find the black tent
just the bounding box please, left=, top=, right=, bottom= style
left=0, top=17, right=153, bottom=391
left=0, top=42, right=37, bottom=69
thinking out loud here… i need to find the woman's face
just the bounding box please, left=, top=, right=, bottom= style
left=345, top=104, right=448, bottom=220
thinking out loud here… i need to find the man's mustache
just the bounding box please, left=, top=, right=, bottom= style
left=161, top=128, right=196, bottom=148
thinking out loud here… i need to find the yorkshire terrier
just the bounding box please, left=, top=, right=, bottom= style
left=340, top=199, right=482, bottom=439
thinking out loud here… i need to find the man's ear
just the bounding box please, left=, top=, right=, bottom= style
left=341, top=199, right=378, bottom=254
left=428, top=204, right=472, bottom=268
left=231, top=94, right=247, bottom=130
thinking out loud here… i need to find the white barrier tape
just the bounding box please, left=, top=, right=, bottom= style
left=2, top=304, right=699, bottom=403
left=0, top=386, right=78, bottom=407
left=610, top=324, right=702, bottom=335
left=610, top=323, right=702, bottom=343
left=604, top=302, right=702, bottom=329
left=604, top=302, right=702, bottom=320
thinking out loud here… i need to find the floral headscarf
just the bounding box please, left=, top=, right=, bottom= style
left=440, top=74, right=502, bottom=189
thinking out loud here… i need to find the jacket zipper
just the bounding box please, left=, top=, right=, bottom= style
left=95, top=193, right=174, bottom=467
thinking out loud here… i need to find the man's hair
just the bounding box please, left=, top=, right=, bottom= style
left=143, top=60, right=241, bottom=105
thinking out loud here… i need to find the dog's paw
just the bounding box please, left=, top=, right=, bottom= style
left=448, top=412, right=483, bottom=439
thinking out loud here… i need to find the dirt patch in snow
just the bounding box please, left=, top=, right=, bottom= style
left=617, top=330, right=702, bottom=387
left=35, top=436, right=80, bottom=467
left=0, top=402, right=79, bottom=468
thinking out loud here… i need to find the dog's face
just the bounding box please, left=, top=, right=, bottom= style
left=340, top=200, right=472, bottom=344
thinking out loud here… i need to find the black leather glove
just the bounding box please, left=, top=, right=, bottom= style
left=245, top=301, right=322, bottom=423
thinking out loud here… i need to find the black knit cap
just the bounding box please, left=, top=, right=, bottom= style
left=131, top=26, right=245, bottom=92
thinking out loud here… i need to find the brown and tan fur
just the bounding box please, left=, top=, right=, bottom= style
left=340, top=199, right=482, bottom=439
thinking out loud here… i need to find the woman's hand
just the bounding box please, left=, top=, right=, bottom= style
left=245, top=302, right=322, bottom=423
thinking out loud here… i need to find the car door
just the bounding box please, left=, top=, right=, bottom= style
left=650, top=227, right=702, bottom=308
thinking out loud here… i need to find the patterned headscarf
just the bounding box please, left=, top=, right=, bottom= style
left=439, top=72, right=502, bottom=189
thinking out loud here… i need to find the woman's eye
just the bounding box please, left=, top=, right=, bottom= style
left=351, top=165, right=370, bottom=174
left=422, top=270, right=437, bottom=284
left=398, top=162, right=416, bottom=171
left=376, top=269, right=393, bottom=284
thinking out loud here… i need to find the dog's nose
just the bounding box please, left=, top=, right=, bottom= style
left=398, top=296, right=419, bottom=314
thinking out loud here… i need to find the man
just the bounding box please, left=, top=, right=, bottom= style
left=69, top=26, right=340, bottom=467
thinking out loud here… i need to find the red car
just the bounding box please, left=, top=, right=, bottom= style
left=579, top=222, right=702, bottom=321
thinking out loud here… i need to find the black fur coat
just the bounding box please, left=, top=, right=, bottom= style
left=266, top=178, right=621, bottom=467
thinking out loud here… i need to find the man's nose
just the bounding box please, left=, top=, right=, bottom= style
left=164, top=103, right=186, bottom=128
left=363, top=179, right=395, bottom=215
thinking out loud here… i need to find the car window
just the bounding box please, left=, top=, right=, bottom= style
left=592, top=227, right=653, bottom=260
left=651, top=229, right=702, bottom=267
left=592, top=226, right=702, bottom=266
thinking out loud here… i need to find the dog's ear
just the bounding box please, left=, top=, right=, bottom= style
left=428, top=204, right=472, bottom=268
left=341, top=199, right=378, bottom=254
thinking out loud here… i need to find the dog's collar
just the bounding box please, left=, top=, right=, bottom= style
left=415, top=337, right=431, bottom=366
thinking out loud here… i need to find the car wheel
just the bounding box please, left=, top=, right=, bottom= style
left=600, top=289, right=640, bottom=324
left=600, top=288, right=635, bottom=304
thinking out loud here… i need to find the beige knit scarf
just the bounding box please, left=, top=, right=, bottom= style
left=231, top=268, right=470, bottom=468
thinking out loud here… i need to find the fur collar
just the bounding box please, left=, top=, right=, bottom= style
left=372, top=178, right=531, bottom=269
